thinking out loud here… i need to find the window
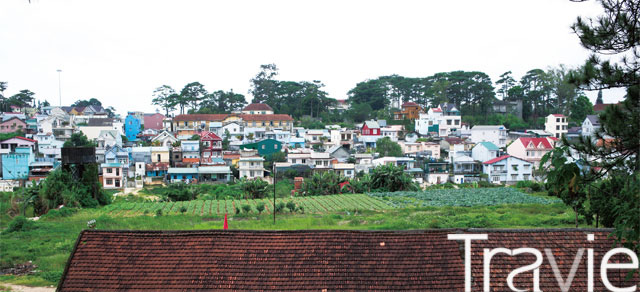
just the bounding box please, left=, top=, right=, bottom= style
left=511, top=174, right=517, bottom=180
left=106, top=178, right=113, bottom=185
left=107, top=168, right=112, bottom=173
left=447, top=120, right=452, bottom=125
left=455, top=120, right=460, bottom=125
left=116, top=168, right=120, bottom=176
left=261, top=145, right=265, bottom=149
left=274, top=144, right=278, bottom=149
left=523, top=174, right=530, bottom=180
left=556, top=118, right=560, bottom=122
left=492, top=176, right=500, bottom=182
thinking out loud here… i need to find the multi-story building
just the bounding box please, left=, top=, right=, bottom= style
left=143, top=113, right=165, bottom=130
left=199, top=131, right=223, bottom=164
left=471, top=141, right=501, bottom=163
left=124, top=112, right=142, bottom=142
left=470, top=125, right=508, bottom=148
left=101, top=162, right=123, bottom=189
left=393, top=102, right=422, bottom=120
left=545, top=114, right=568, bottom=138
left=482, top=155, right=533, bottom=184
left=181, top=140, right=200, bottom=166
left=0, top=117, right=27, bottom=133
left=359, top=120, right=382, bottom=148
left=1, top=147, right=33, bottom=180
left=241, top=103, right=274, bottom=115
left=172, top=114, right=293, bottom=137
left=398, top=141, right=440, bottom=159
left=581, top=115, right=601, bottom=138
left=506, top=137, right=556, bottom=168
left=415, top=104, right=461, bottom=137
left=238, top=149, right=265, bottom=180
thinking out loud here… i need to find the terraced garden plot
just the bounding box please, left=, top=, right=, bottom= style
left=368, top=187, right=560, bottom=208
left=102, top=194, right=394, bottom=216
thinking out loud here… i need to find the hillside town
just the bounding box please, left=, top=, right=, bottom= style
left=0, top=100, right=617, bottom=191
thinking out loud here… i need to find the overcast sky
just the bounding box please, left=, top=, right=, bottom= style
left=0, top=0, right=626, bottom=116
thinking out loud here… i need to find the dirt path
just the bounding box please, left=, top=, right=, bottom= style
left=1, top=284, right=55, bottom=292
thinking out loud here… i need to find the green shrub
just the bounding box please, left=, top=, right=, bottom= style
left=241, top=204, right=252, bottom=214
left=40, top=207, right=77, bottom=220
left=274, top=202, right=285, bottom=213
left=286, top=201, right=296, bottom=212
left=2, top=216, right=36, bottom=234
left=155, top=209, right=163, bottom=216
left=256, top=203, right=265, bottom=214
left=38, top=271, right=63, bottom=283
left=179, top=206, right=187, bottom=214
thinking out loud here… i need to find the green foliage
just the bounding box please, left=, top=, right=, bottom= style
left=151, top=85, right=177, bottom=116
left=240, top=178, right=269, bottom=199
left=374, top=137, right=402, bottom=157
left=63, top=132, right=95, bottom=148
left=300, top=171, right=346, bottom=196
left=241, top=204, right=252, bottom=214
left=40, top=207, right=77, bottom=220
left=180, top=206, right=187, bottom=214
left=540, top=146, right=588, bottom=227
left=569, top=95, right=594, bottom=123
left=155, top=209, right=163, bottom=216
left=368, top=188, right=559, bottom=208
left=298, top=117, right=325, bottom=129
left=2, top=216, right=36, bottom=234
left=256, top=203, right=265, bottom=214
left=162, top=183, right=199, bottom=201
left=369, top=164, right=419, bottom=192
left=0, top=131, right=24, bottom=141
left=274, top=202, right=285, bottom=213
left=71, top=98, right=102, bottom=107
left=285, top=201, right=297, bottom=212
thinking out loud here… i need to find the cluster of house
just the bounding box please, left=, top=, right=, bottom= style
left=0, top=101, right=613, bottom=191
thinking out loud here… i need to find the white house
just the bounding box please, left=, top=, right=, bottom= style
left=310, top=152, right=332, bottom=169
left=221, top=121, right=243, bottom=140
left=238, top=149, right=265, bottom=180
left=97, top=130, right=122, bottom=148
left=506, top=137, right=556, bottom=168
left=471, top=141, right=501, bottom=163
left=380, top=125, right=403, bottom=142
left=545, top=114, right=568, bottom=138
left=151, top=130, right=178, bottom=148
left=470, top=125, right=507, bottom=148
left=581, top=115, right=601, bottom=138
left=332, top=163, right=355, bottom=178
left=354, top=153, right=374, bottom=174
left=414, top=104, right=461, bottom=137
left=482, top=155, right=533, bottom=184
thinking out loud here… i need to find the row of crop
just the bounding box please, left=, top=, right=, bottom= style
left=367, top=187, right=559, bottom=208
left=103, top=194, right=395, bottom=216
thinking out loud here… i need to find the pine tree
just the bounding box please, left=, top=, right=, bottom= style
left=566, top=0, right=639, bottom=254
left=595, top=89, right=603, bottom=105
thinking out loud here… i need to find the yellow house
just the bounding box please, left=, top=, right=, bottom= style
left=172, top=114, right=294, bottom=136
left=151, top=146, right=170, bottom=163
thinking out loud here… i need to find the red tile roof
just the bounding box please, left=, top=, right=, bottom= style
left=483, top=155, right=510, bottom=164
left=518, top=137, right=554, bottom=149
left=199, top=131, right=222, bottom=141
left=240, top=114, right=293, bottom=121
left=173, top=114, right=293, bottom=122
left=173, top=114, right=229, bottom=122
left=1, top=136, right=37, bottom=143
left=145, top=162, right=169, bottom=171
left=551, top=114, right=565, bottom=117
left=593, top=103, right=620, bottom=112
left=431, top=108, right=442, bottom=112
left=59, top=230, right=464, bottom=291
left=58, top=229, right=637, bottom=291
left=243, top=103, right=273, bottom=111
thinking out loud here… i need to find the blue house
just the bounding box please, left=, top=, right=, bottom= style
left=124, top=112, right=142, bottom=142
left=1, top=147, right=34, bottom=180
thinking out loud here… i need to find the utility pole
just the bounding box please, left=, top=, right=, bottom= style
left=273, top=162, right=276, bottom=224
left=56, top=69, right=62, bottom=106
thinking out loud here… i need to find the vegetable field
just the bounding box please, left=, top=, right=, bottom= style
left=368, top=187, right=559, bottom=208
left=102, top=194, right=393, bottom=216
